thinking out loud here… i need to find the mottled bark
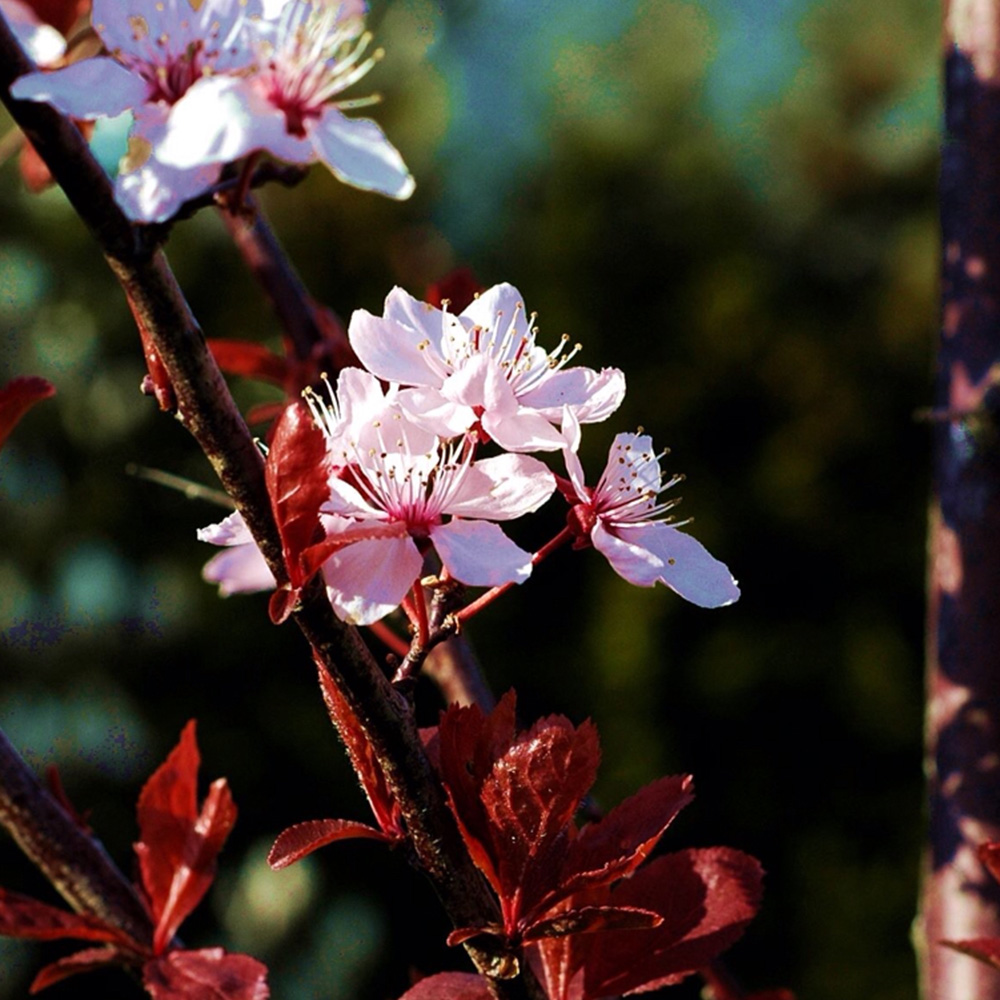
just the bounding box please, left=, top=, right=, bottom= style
left=921, top=2, right=1000, bottom=996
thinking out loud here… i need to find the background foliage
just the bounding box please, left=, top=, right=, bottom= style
left=0, top=0, right=938, bottom=997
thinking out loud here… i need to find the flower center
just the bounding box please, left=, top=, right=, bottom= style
left=351, top=424, right=475, bottom=534
left=593, top=437, right=684, bottom=527
left=260, top=0, right=382, bottom=137
left=433, top=300, right=583, bottom=397
left=107, top=5, right=243, bottom=106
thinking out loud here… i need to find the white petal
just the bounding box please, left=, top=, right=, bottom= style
left=10, top=59, right=149, bottom=118
left=311, top=109, right=415, bottom=199
left=348, top=304, right=440, bottom=386
left=593, top=522, right=740, bottom=608
left=460, top=283, right=529, bottom=338
left=202, top=545, right=276, bottom=596
left=197, top=510, right=253, bottom=546
left=322, top=535, right=422, bottom=624
left=559, top=407, right=588, bottom=499
left=115, top=153, right=221, bottom=223
left=157, top=76, right=312, bottom=169
left=446, top=453, right=555, bottom=521
left=519, top=366, right=626, bottom=424
left=431, top=520, right=532, bottom=587
left=398, top=387, right=475, bottom=438
left=483, top=407, right=566, bottom=453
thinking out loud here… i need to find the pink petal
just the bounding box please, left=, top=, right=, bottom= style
left=348, top=305, right=440, bottom=386
left=311, top=108, right=415, bottom=199
left=592, top=522, right=740, bottom=607
left=483, top=406, right=566, bottom=453
left=322, top=534, right=422, bottom=624
left=158, top=76, right=313, bottom=169
left=559, top=407, right=588, bottom=498
left=440, top=354, right=514, bottom=413
left=10, top=58, right=149, bottom=118
left=202, top=545, right=276, bottom=597
left=431, top=520, right=533, bottom=587
left=398, top=386, right=476, bottom=438
left=460, top=283, right=530, bottom=339
left=115, top=157, right=223, bottom=223
left=520, top=366, right=626, bottom=423
left=197, top=510, right=252, bottom=547
left=446, top=453, right=556, bottom=521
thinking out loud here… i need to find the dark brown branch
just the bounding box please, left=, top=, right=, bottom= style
left=0, top=20, right=537, bottom=997
left=920, top=3, right=1000, bottom=997
left=0, top=730, right=152, bottom=945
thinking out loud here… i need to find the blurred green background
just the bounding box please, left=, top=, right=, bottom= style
left=0, top=0, right=938, bottom=997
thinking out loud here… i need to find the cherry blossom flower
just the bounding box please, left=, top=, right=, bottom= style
left=156, top=0, right=414, bottom=200
left=348, top=283, right=626, bottom=452
left=560, top=409, right=740, bottom=608
left=317, top=407, right=556, bottom=624
left=10, top=0, right=259, bottom=220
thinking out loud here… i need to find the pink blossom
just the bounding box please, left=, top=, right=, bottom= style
left=10, top=0, right=258, bottom=220
left=561, top=409, right=739, bottom=608
left=318, top=407, right=556, bottom=625
left=155, top=0, right=414, bottom=200
left=348, top=283, right=626, bottom=452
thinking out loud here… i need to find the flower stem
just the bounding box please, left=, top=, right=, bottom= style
left=219, top=194, right=357, bottom=372
left=458, top=526, right=575, bottom=623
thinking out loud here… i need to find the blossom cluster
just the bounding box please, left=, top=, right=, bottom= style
left=200, top=282, right=740, bottom=628
left=9, top=0, right=414, bottom=221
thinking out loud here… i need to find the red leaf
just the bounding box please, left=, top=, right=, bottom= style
left=527, top=935, right=586, bottom=1000
left=127, top=300, right=176, bottom=413
left=135, top=721, right=238, bottom=954
left=550, top=775, right=694, bottom=908
left=315, top=658, right=404, bottom=839
left=264, top=401, right=330, bottom=589
left=582, top=848, right=764, bottom=997
left=0, top=376, right=55, bottom=453
left=522, top=905, right=662, bottom=944
left=30, top=946, right=128, bottom=993
left=0, top=888, right=131, bottom=945
left=397, top=972, right=492, bottom=1000
left=481, top=715, right=600, bottom=929
left=445, top=923, right=504, bottom=948
left=207, top=340, right=288, bottom=387
left=268, top=819, right=390, bottom=869
left=438, top=694, right=519, bottom=896
left=942, top=937, right=1000, bottom=970
left=143, top=948, right=269, bottom=1000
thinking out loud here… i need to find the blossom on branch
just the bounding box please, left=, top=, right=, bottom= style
left=9, top=0, right=257, bottom=220
left=560, top=408, right=740, bottom=607
left=348, top=283, right=625, bottom=452
left=156, top=0, right=415, bottom=200
left=310, top=373, right=556, bottom=624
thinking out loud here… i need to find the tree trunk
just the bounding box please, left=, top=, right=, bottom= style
left=921, top=2, right=1000, bottom=996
